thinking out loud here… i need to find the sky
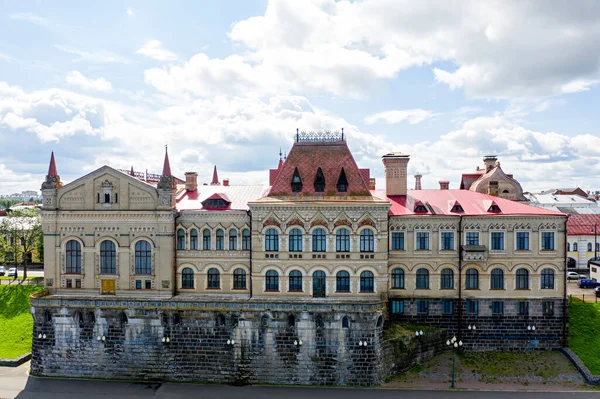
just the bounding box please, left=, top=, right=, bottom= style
left=1, top=0, right=600, bottom=195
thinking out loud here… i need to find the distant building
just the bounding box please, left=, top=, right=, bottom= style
left=460, top=155, right=528, bottom=202
left=567, top=214, right=600, bottom=270
left=0, top=190, right=42, bottom=202
left=525, top=192, right=600, bottom=215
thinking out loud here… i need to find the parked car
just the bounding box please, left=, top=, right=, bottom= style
left=595, top=286, right=600, bottom=297
left=7, top=268, right=17, bottom=277
left=0, top=266, right=4, bottom=276
left=567, top=272, right=586, bottom=280
left=578, top=279, right=600, bottom=288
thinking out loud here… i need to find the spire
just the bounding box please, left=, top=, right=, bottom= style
left=162, top=146, right=172, bottom=176
left=47, top=151, right=58, bottom=177
left=211, top=165, right=220, bottom=185
left=129, top=166, right=135, bottom=176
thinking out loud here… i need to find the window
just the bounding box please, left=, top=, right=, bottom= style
left=466, top=299, right=478, bottom=314
left=392, top=232, right=405, bottom=250
left=202, top=229, right=211, bottom=250
left=342, top=316, right=350, bottom=328
left=177, top=229, right=186, bottom=250
left=415, top=205, right=428, bottom=213
left=336, top=271, right=350, bottom=292
left=465, top=268, right=479, bottom=290
left=567, top=242, right=570, bottom=252
left=134, top=240, right=152, bottom=274
left=288, top=315, right=295, bottom=327
left=100, top=240, right=116, bottom=274
left=313, top=271, right=326, bottom=298
left=516, top=232, right=529, bottom=250
left=440, top=268, right=454, bottom=289
left=75, top=279, right=82, bottom=288
left=136, top=280, right=142, bottom=290
left=588, top=242, right=593, bottom=252
left=391, top=299, right=404, bottom=314
left=182, top=268, right=194, bottom=289
left=543, top=301, right=554, bottom=316
left=312, top=228, right=326, bottom=252
left=516, top=268, right=529, bottom=290
left=229, top=229, right=238, bottom=250
left=289, top=270, right=303, bottom=292
left=66, top=279, right=72, bottom=288
left=216, top=229, right=224, bottom=250
left=542, top=232, right=554, bottom=250
left=207, top=268, right=220, bottom=289
left=360, top=271, right=374, bottom=293
left=391, top=268, right=404, bottom=289
left=145, top=280, right=151, bottom=289
left=233, top=269, right=246, bottom=289
left=541, top=268, right=555, bottom=289
left=314, top=167, right=325, bottom=192
left=289, top=228, right=303, bottom=252
left=265, top=228, right=279, bottom=252
left=416, top=268, right=429, bottom=289
left=360, top=229, right=374, bottom=252
left=104, top=193, right=110, bottom=203
left=417, top=299, right=429, bottom=313
left=573, top=242, right=578, bottom=252
left=491, top=232, right=504, bottom=251
left=336, top=229, right=350, bottom=252
left=65, top=240, right=82, bottom=274
left=466, top=232, right=479, bottom=246
left=242, top=229, right=251, bottom=250
left=337, top=168, right=348, bottom=192
left=490, top=268, right=504, bottom=290
left=265, top=270, right=279, bottom=291
left=451, top=204, right=464, bottom=212
left=416, top=232, right=429, bottom=250
left=491, top=300, right=504, bottom=314
left=517, top=301, right=529, bottom=315
left=291, top=167, right=302, bottom=192
left=190, top=229, right=198, bottom=250
left=204, top=199, right=228, bottom=208
left=442, top=299, right=453, bottom=314
left=441, top=232, right=454, bottom=250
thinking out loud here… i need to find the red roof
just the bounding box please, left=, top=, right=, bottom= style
left=268, top=141, right=371, bottom=196
left=47, top=151, right=58, bottom=177
left=568, top=215, right=600, bottom=235
left=177, top=185, right=269, bottom=211
left=371, top=189, right=564, bottom=216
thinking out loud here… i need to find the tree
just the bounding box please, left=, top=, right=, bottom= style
left=0, top=208, right=42, bottom=280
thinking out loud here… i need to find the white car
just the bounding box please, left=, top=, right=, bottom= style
left=0, top=266, right=5, bottom=276
left=567, top=272, right=586, bottom=280
left=7, top=268, right=17, bottom=277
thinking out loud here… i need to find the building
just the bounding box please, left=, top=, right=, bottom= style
left=525, top=192, right=600, bottom=215
left=460, top=155, right=528, bottom=202
left=566, top=214, right=600, bottom=270
left=31, top=134, right=567, bottom=385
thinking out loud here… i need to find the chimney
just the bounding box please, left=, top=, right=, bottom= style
left=382, top=153, right=410, bottom=196
left=223, top=178, right=230, bottom=187
left=369, top=178, right=376, bottom=190
left=414, top=174, right=422, bottom=190
left=483, top=155, right=498, bottom=172
left=439, top=180, right=450, bottom=190
left=185, top=172, right=198, bottom=191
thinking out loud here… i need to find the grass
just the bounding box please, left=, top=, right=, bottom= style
left=0, top=285, right=44, bottom=358
left=457, top=351, right=573, bottom=379
left=0, top=276, right=43, bottom=281
left=383, top=323, right=439, bottom=340
left=569, top=298, right=600, bottom=374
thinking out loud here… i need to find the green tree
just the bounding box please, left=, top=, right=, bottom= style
left=0, top=208, right=42, bottom=280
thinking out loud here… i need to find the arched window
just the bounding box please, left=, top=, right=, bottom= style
left=465, top=268, right=479, bottom=290
left=203, top=229, right=211, bottom=250
left=312, top=228, right=326, bottom=252
left=541, top=268, right=555, bottom=289
left=336, top=270, right=350, bottom=292
left=360, top=229, right=374, bottom=252
left=242, top=229, right=251, bottom=250
left=314, top=167, right=325, bottom=192
left=313, top=270, right=326, bottom=298
left=588, top=242, right=593, bottom=252
left=288, top=228, right=303, bottom=252
left=342, top=316, right=349, bottom=328
left=65, top=240, right=82, bottom=274
left=177, top=229, right=186, bottom=250
left=416, top=268, right=429, bottom=289
left=289, top=270, right=303, bottom=292
left=233, top=268, right=246, bottom=289
left=491, top=268, right=504, bottom=290
left=574, top=242, right=578, bottom=252
left=516, top=268, right=529, bottom=290
left=229, top=229, right=238, bottom=250
left=216, top=229, right=224, bottom=250
left=360, top=271, right=374, bottom=292
left=291, top=167, right=302, bottom=192
left=207, top=268, right=220, bottom=289
left=288, top=315, right=296, bottom=327
left=336, top=228, right=350, bottom=252
left=265, top=228, right=279, bottom=251
left=100, top=240, right=116, bottom=274
left=265, top=270, right=279, bottom=291
left=182, top=268, right=194, bottom=289
left=134, top=240, right=152, bottom=274
left=190, top=229, right=198, bottom=250
left=567, top=242, right=571, bottom=252
left=440, top=268, right=454, bottom=289
left=391, top=268, right=404, bottom=289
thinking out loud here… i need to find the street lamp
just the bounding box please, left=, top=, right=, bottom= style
left=446, top=336, right=463, bottom=388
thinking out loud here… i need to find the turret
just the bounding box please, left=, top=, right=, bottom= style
left=41, top=151, right=63, bottom=209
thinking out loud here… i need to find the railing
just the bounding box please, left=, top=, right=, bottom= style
left=294, top=129, right=345, bottom=142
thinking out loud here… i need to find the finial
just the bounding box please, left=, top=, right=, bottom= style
left=279, top=147, right=282, bottom=161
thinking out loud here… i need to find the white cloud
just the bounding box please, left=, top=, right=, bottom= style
left=136, top=40, right=177, bottom=61
left=364, top=109, right=435, bottom=125
left=54, top=45, right=129, bottom=64
left=66, top=71, right=113, bottom=93
left=9, top=12, right=50, bottom=27
left=126, top=8, right=134, bottom=16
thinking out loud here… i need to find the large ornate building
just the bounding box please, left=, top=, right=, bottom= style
left=31, top=133, right=567, bottom=385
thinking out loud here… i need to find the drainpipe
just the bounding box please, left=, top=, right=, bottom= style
left=563, top=215, right=569, bottom=347
left=247, top=210, right=253, bottom=299
left=457, top=216, right=463, bottom=341
left=173, top=211, right=178, bottom=298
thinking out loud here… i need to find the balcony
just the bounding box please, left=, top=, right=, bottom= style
left=461, top=245, right=488, bottom=261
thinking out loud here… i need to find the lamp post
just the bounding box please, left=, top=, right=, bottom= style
left=446, top=336, right=462, bottom=388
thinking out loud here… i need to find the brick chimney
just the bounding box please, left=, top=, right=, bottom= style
left=223, top=178, right=230, bottom=187
left=439, top=180, right=450, bottom=190
left=369, top=178, right=376, bottom=190
left=414, top=174, right=422, bottom=190
left=382, top=153, right=409, bottom=196
left=185, top=172, right=198, bottom=191
left=483, top=155, right=498, bottom=172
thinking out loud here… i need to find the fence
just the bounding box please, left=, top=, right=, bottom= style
left=569, top=294, right=599, bottom=304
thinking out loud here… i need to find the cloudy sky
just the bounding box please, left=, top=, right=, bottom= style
left=1, top=0, right=600, bottom=195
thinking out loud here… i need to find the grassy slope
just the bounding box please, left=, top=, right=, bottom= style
left=569, top=298, right=600, bottom=374
left=0, top=285, right=43, bottom=358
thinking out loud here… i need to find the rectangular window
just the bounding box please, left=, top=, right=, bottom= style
left=242, top=232, right=251, bottom=251
left=543, top=301, right=554, bottom=316
left=145, top=280, right=151, bottom=289
left=517, top=301, right=529, bottom=315
left=491, top=232, right=504, bottom=251
left=542, top=232, right=555, bottom=251
left=466, top=299, right=478, bottom=314
left=136, top=280, right=142, bottom=290
left=492, top=300, right=504, bottom=315
left=417, top=299, right=429, bottom=313
left=66, top=279, right=72, bottom=288
left=75, top=279, right=81, bottom=288
left=441, top=232, right=454, bottom=250
left=516, top=232, right=529, bottom=250
left=442, top=299, right=453, bottom=314
left=391, top=232, right=405, bottom=250
left=229, top=235, right=237, bottom=251
left=466, top=232, right=479, bottom=246
left=391, top=299, right=404, bottom=314
left=416, top=232, right=429, bottom=251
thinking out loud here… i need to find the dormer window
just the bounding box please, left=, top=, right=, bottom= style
left=99, top=179, right=115, bottom=206
left=337, top=168, right=348, bottom=192
left=488, top=203, right=501, bottom=212
left=206, top=199, right=228, bottom=207
left=414, top=202, right=428, bottom=213
left=291, top=167, right=303, bottom=192
left=451, top=204, right=464, bottom=212
left=201, top=193, right=231, bottom=209
left=314, top=167, right=325, bottom=192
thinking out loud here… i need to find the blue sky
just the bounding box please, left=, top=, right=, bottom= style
left=1, top=0, right=600, bottom=194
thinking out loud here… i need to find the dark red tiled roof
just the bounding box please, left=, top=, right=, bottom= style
left=268, top=141, right=371, bottom=196
left=568, top=215, right=600, bottom=236
left=47, top=151, right=58, bottom=177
